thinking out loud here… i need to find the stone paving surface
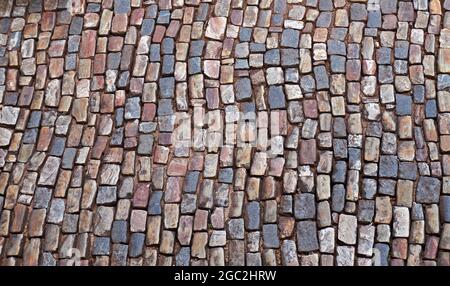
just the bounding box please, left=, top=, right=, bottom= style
left=0, top=0, right=450, bottom=266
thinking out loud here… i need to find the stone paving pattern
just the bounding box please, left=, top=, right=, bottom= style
left=0, top=0, right=450, bottom=266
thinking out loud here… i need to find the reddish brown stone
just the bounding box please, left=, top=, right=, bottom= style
left=268, top=158, right=285, bottom=177
left=205, top=17, right=227, bottom=40
left=142, top=103, right=156, bottom=121
left=409, top=65, right=424, bottom=84
left=67, top=124, right=83, bottom=147
left=124, top=121, right=138, bottom=138
left=111, top=14, right=128, bottom=34
left=261, top=176, right=276, bottom=200
left=91, top=75, right=105, bottom=91
left=91, top=136, right=109, bottom=159
left=194, top=209, right=208, bottom=231
left=152, top=25, right=166, bottom=43
left=278, top=110, right=288, bottom=135
left=188, top=153, right=204, bottom=171
left=130, top=78, right=143, bottom=94
left=145, top=63, right=159, bottom=81
left=35, top=65, right=48, bottom=89
left=55, top=170, right=71, bottom=197
left=52, top=26, right=68, bottom=40
left=37, top=127, right=54, bottom=151
left=41, top=12, right=56, bottom=31
left=114, top=90, right=126, bottom=107
left=398, top=2, right=414, bottom=21
left=108, top=36, right=124, bottom=51
left=18, top=87, right=34, bottom=107
left=6, top=69, right=18, bottom=91
left=0, top=0, right=447, bottom=267
left=23, top=23, right=38, bottom=39
left=299, top=139, right=317, bottom=165
left=153, top=146, right=169, bottom=164
left=206, top=88, right=220, bottom=108
left=28, top=209, right=46, bottom=237
left=279, top=216, right=295, bottom=238
left=177, top=216, right=193, bottom=246
left=346, top=60, right=361, bottom=81
left=166, top=20, right=181, bottom=38
left=100, top=93, right=115, bottom=113
left=23, top=239, right=40, bottom=266
left=49, top=58, right=64, bottom=78
left=382, top=15, right=398, bottom=29
left=424, top=236, right=439, bottom=259
left=250, top=69, right=266, bottom=85
left=48, top=40, right=66, bottom=57
left=104, top=148, right=123, bottom=163
left=392, top=238, right=408, bottom=259
left=303, top=99, right=318, bottom=119
left=130, top=8, right=145, bottom=25
left=165, top=177, right=183, bottom=203
left=390, top=259, right=405, bottom=266
left=80, top=30, right=97, bottom=58
left=37, top=32, right=51, bottom=50
left=167, top=158, right=188, bottom=176
left=133, top=183, right=150, bottom=209
left=11, top=204, right=28, bottom=233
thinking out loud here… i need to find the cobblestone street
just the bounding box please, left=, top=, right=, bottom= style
left=0, top=0, right=450, bottom=266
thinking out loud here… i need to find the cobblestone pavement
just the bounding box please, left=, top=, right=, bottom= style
left=0, top=0, right=450, bottom=266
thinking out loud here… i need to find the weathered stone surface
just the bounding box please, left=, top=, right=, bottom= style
left=94, top=206, right=114, bottom=236
left=100, top=164, right=121, bottom=185
left=338, top=215, right=357, bottom=245
left=47, top=199, right=65, bottom=224
left=379, top=155, right=398, bottom=178
left=263, top=224, right=280, bottom=248
left=97, top=186, right=117, bottom=205
left=0, top=0, right=445, bottom=267
left=111, top=221, right=128, bottom=244
left=336, top=246, right=355, bottom=266
left=245, top=202, right=260, bottom=231
left=205, top=17, right=227, bottom=40
left=358, top=225, right=375, bottom=257
left=393, top=207, right=410, bottom=238
left=38, top=156, right=61, bottom=186
left=281, top=240, right=299, bottom=266
left=0, top=106, right=20, bottom=125
left=416, top=177, right=441, bottom=204
left=297, top=221, right=319, bottom=252
left=0, top=127, right=13, bottom=146
left=294, top=193, right=316, bottom=220
left=228, top=218, right=244, bottom=240
left=235, top=77, right=252, bottom=101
